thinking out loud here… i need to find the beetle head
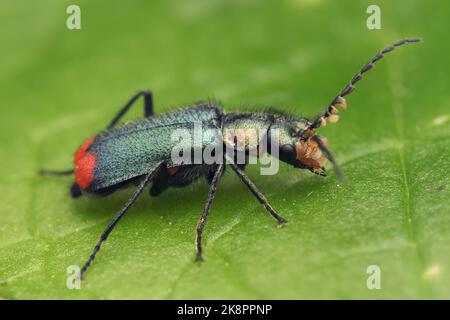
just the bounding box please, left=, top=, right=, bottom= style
left=270, top=117, right=342, bottom=178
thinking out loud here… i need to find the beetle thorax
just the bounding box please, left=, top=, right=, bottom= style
left=222, top=113, right=273, bottom=154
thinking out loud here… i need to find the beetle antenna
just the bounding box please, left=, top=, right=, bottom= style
left=305, top=37, right=421, bottom=135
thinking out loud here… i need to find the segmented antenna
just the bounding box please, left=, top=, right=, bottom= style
left=305, top=37, right=421, bottom=134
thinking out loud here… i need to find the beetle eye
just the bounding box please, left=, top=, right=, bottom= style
left=279, top=144, right=296, bottom=160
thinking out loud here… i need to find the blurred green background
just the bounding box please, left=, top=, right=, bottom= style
left=0, top=0, right=449, bottom=299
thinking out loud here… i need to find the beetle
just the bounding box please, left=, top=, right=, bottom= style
left=41, top=38, right=420, bottom=280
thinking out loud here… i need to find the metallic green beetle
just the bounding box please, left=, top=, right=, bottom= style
left=41, top=38, right=420, bottom=280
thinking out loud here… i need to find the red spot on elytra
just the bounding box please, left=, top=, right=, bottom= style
left=74, top=137, right=96, bottom=190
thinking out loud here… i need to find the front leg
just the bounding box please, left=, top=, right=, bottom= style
left=229, top=162, right=286, bottom=224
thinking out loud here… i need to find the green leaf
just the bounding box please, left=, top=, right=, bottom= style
left=1, top=0, right=449, bottom=299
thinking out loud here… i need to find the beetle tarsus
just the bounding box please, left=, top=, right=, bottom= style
left=277, top=220, right=287, bottom=229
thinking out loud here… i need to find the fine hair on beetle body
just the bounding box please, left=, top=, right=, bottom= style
left=39, top=37, right=421, bottom=281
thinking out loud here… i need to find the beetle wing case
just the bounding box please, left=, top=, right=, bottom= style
left=74, top=103, right=223, bottom=196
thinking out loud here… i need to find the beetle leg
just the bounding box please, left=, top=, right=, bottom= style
left=195, top=163, right=225, bottom=262
left=38, top=169, right=74, bottom=175
left=150, top=169, right=169, bottom=197
left=38, top=169, right=76, bottom=193
left=143, top=91, right=154, bottom=117
left=78, top=161, right=164, bottom=280
left=229, top=162, right=286, bottom=224
left=107, top=90, right=154, bottom=129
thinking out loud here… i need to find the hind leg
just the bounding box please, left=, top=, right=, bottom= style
left=150, top=171, right=169, bottom=197
left=40, top=90, right=155, bottom=180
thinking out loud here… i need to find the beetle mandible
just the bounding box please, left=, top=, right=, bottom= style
left=41, top=38, right=421, bottom=280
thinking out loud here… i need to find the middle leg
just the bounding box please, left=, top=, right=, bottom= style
left=195, top=163, right=225, bottom=261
